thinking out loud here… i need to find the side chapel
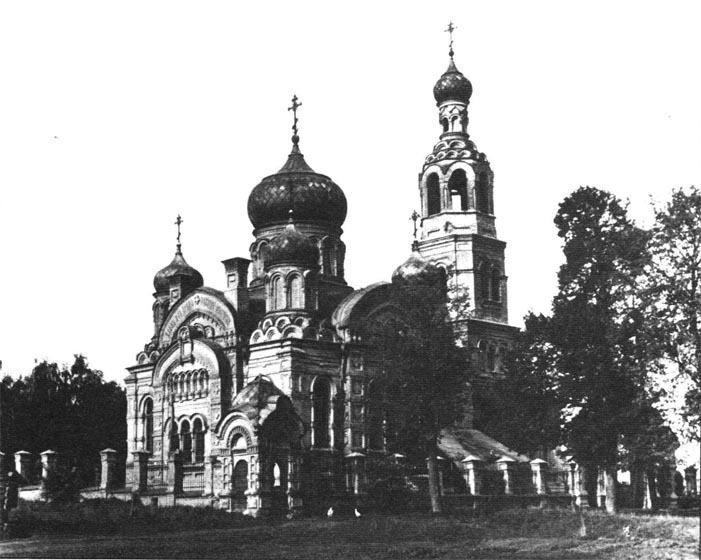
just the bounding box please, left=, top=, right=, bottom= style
left=124, top=37, right=521, bottom=515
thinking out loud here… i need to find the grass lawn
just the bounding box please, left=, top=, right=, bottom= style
left=0, top=500, right=698, bottom=559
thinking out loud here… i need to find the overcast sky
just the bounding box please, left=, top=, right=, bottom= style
left=1, top=1, right=699, bottom=382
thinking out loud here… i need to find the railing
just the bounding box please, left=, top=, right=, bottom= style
left=182, top=464, right=205, bottom=495
left=147, top=463, right=168, bottom=493
left=545, top=469, right=570, bottom=495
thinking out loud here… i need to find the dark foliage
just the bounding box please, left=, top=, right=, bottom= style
left=0, top=355, right=126, bottom=489
left=473, top=312, right=562, bottom=457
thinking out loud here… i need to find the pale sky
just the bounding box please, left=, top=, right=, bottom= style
left=1, top=1, right=699, bottom=383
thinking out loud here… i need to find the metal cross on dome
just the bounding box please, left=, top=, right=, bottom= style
left=288, top=94, right=302, bottom=137
left=175, top=214, right=183, bottom=248
left=445, top=21, right=457, bottom=57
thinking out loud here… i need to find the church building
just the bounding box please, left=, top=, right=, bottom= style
left=124, top=39, right=522, bottom=516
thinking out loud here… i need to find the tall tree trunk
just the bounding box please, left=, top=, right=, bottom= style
left=427, top=440, right=442, bottom=514
left=604, top=466, right=617, bottom=513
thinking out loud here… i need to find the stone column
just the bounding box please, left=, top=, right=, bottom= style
left=167, top=452, right=183, bottom=496
left=497, top=456, right=517, bottom=495
left=100, top=448, right=118, bottom=493
left=132, top=450, right=150, bottom=493
left=461, top=456, right=483, bottom=495
left=684, top=466, right=697, bottom=496
left=14, top=451, right=32, bottom=483
left=530, top=458, right=548, bottom=495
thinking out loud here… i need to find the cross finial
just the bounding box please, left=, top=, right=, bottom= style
left=175, top=214, right=183, bottom=250
left=410, top=210, right=421, bottom=240
left=288, top=94, right=302, bottom=144
left=445, top=21, right=457, bottom=58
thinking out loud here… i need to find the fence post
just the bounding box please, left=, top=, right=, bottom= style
left=596, top=467, right=606, bottom=508
left=100, top=448, right=118, bottom=494
left=530, top=458, right=548, bottom=495
left=0, top=452, right=6, bottom=515
left=684, top=466, right=697, bottom=497
left=574, top=464, right=589, bottom=508
left=14, top=451, right=33, bottom=484
left=497, top=456, right=516, bottom=495
left=132, top=450, right=149, bottom=493
left=40, top=450, right=58, bottom=500
left=461, top=455, right=483, bottom=496
left=168, top=452, right=183, bottom=496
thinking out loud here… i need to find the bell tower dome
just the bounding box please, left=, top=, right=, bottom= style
left=415, top=25, right=509, bottom=327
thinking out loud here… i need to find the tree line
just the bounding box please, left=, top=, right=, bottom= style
left=474, top=185, right=700, bottom=511
left=0, top=355, right=127, bottom=489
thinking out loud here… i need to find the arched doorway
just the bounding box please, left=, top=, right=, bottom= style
left=232, top=459, right=248, bottom=511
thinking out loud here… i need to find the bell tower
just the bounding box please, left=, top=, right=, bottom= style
left=416, top=25, right=509, bottom=328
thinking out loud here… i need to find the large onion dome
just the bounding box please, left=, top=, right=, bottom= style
left=247, top=142, right=347, bottom=230
left=433, top=58, right=472, bottom=106
left=153, top=247, right=204, bottom=293
left=267, top=219, right=319, bottom=269
left=392, top=242, right=444, bottom=284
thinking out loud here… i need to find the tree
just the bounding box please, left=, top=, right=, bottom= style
left=473, top=312, right=562, bottom=458
left=550, top=186, right=649, bottom=513
left=640, top=186, right=701, bottom=442
left=2, top=356, right=126, bottom=488
left=365, top=261, right=469, bottom=513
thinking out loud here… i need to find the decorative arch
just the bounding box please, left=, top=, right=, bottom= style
left=448, top=168, right=468, bottom=211
left=158, top=290, right=237, bottom=348
left=225, top=423, right=254, bottom=450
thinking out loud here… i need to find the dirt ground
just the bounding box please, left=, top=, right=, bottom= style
left=1, top=512, right=698, bottom=559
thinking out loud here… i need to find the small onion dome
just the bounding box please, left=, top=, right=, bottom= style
left=433, top=58, right=472, bottom=106
left=267, top=222, right=319, bottom=269
left=247, top=143, right=347, bottom=230
left=153, top=247, right=204, bottom=293
left=392, top=243, right=443, bottom=284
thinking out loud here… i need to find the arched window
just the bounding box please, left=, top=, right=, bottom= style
left=143, top=398, right=154, bottom=453
left=448, top=169, right=468, bottom=211
left=312, top=377, right=331, bottom=448
left=426, top=173, right=441, bottom=216
left=271, top=275, right=285, bottom=311
left=479, top=261, right=490, bottom=302
left=441, top=118, right=449, bottom=133
left=288, top=274, right=303, bottom=308
left=180, top=420, right=192, bottom=463
left=273, top=463, right=282, bottom=488
left=490, top=267, right=501, bottom=302
left=193, top=418, right=205, bottom=463
left=476, top=172, right=490, bottom=214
